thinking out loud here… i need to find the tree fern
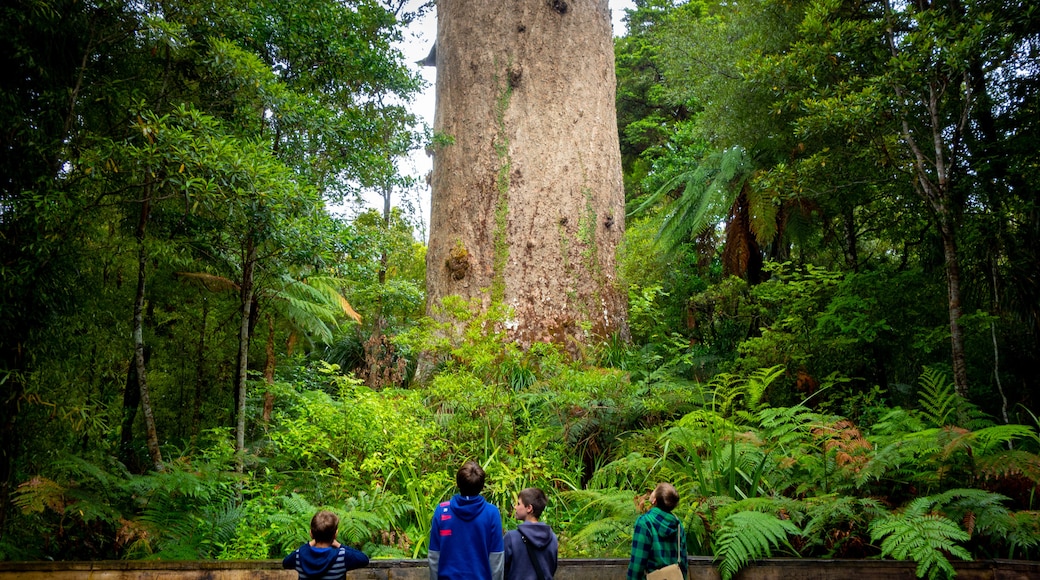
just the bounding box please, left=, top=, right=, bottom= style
left=868, top=496, right=972, bottom=580
left=714, top=509, right=801, bottom=580
left=630, top=146, right=752, bottom=254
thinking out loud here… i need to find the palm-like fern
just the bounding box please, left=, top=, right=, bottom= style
left=868, top=496, right=972, bottom=580
left=714, top=509, right=801, bottom=580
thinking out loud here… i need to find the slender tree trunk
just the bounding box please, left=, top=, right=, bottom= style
left=426, top=0, right=627, bottom=350
left=133, top=187, right=163, bottom=472
left=884, top=0, right=972, bottom=397
left=938, top=223, right=970, bottom=397
left=262, top=314, right=275, bottom=424
left=190, top=295, right=208, bottom=449
left=0, top=353, right=24, bottom=541
left=120, top=354, right=141, bottom=467
left=235, top=237, right=257, bottom=470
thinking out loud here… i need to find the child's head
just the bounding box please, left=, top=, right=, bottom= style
left=513, top=487, right=547, bottom=521
left=310, top=510, right=339, bottom=544
left=456, top=460, right=486, bottom=496
left=651, top=482, right=680, bottom=513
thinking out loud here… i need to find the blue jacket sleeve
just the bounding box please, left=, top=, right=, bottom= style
left=281, top=546, right=300, bottom=569
left=341, top=545, right=370, bottom=570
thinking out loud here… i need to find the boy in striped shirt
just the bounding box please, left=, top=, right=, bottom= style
left=283, top=510, right=369, bottom=579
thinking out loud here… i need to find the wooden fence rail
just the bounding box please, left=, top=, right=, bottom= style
left=1, top=558, right=1039, bottom=579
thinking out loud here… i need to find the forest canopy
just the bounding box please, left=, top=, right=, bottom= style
left=1, top=0, right=1039, bottom=577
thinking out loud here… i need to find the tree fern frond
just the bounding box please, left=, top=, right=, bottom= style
left=744, top=175, right=779, bottom=245
left=714, top=509, right=801, bottom=580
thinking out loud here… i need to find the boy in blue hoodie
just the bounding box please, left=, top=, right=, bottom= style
left=428, top=460, right=505, bottom=580
left=503, top=487, right=558, bottom=580
left=282, top=510, right=369, bottom=580
left=627, top=483, right=687, bottom=579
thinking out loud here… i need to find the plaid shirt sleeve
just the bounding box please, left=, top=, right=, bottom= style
left=627, top=515, right=654, bottom=580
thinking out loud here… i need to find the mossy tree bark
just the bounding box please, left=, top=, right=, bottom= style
left=426, top=0, right=628, bottom=349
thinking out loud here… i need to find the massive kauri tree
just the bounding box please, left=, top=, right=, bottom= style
left=426, top=0, right=628, bottom=348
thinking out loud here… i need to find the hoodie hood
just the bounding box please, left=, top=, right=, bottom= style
left=296, top=544, right=340, bottom=577
left=646, top=507, right=681, bottom=539
left=517, top=522, right=555, bottom=550
left=449, top=494, right=488, bottom=522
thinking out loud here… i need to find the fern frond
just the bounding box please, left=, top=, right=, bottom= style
left=714, top=509, right=801, bottom=580
left=174, top=271, right=239, bottom=292
left=975, top=449, right=1040, bottom=485
left=338, top=508, right=388, bottom=546
left=587, top=453, right=660, bottom=491
left=560, top=488, right=642, bottom=521
left=928, top=488, right=1011, bottom=538
left=971, top=425, right=1036, bottom=455
left=744, top=177, right=779, bottom=245
left=802, top=495, right=886, bottom=555
left=917, top=368, right=958, bottom=428
left=13, top=476, right=66, bottom=514
left=283, top=493, right=318, bottom=516
left=1006, top=511, right=1040, bottom=558
left=869, top=497, right=972, bottom=580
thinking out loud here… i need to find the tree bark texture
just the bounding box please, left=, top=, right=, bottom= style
left=426, top=0, right=628, bottom=349
left=234, top=238, right=257, bottom=470
left=133, top=189, right=163, bottom=472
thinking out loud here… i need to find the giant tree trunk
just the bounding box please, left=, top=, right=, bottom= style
left=426, top=0, right=627, bottom=350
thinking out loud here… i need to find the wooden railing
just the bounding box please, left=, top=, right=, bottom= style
left=1, top=557, right=1038, bottom=579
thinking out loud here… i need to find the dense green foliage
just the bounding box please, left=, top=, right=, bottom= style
left=2, top=0, right=1039, bottom=577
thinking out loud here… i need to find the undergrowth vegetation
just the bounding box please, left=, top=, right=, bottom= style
left=8, top=298, right=1040, bottom=580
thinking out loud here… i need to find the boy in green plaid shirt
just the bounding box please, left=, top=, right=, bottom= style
left=626, top=483, right=687, bottom=579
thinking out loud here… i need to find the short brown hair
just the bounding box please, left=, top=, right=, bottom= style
left=457, top=460, right=486, bottom=496
left=311, top=510, right=339, bottom=543
left=518, top=487, right=548, bottom=518
left=654, top=482, right=680, bottom=512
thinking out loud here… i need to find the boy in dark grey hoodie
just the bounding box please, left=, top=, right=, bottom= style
left=282, top=510, right=369, bottom=580
left=503, top=487, right=559, bottom=580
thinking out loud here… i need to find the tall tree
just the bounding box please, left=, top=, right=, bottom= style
left=426, top=0, right=628, bottom=350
